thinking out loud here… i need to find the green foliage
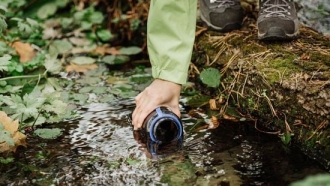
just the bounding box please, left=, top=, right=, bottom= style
left=0, top=87, right=70, bottom=126
left=71, top=56, right=96, bottom=65
left=0, top=0, right=145, bottom=153
left=73, top=6, right=104, bottom=30
left=11, top=17, right=41, bottom=38
left=0, top=0, right=26, bottom=9
left=49, top=40, right=73, bottom=54
left=119, top=46, right=142, bottom=55
left=0, top=157, right=14, bottom=164
left=44, top=54, right=62, bottom=74
left=0, top=124, right=14, bottom=146
left=0, top=54, right=11, bottom=72
left=96, top=29, right=113, bottom=42
left=280, top=132, right=292, bottom=145
left=200, top=68, right=221, bottom=88
left=0, top=5, right=8, bottom=33
left=109, top=84, right=139, bottom=98
left=125, top=158, right=140, bottom=165
left=34, top=128, right=62, bottom=139
left=102, top=55, right=130, bottom=65
left=290, top=174, right=330, bottom=186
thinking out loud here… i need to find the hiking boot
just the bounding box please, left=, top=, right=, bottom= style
left=200, top=0, right=243, bottom=32
left=258, top=0, right=299, bottom=40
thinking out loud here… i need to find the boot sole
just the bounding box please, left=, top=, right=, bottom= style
left=258, top=26, right=299, bottom=41
left=200, top=13, right=241, bottom=32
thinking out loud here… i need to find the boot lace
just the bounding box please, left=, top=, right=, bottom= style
left=211, top=0, right=236, bottom=8
left=261, top=0, right=292, bottom=17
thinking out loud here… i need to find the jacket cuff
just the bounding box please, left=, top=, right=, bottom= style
left=152, top=66, right=188, bottom=85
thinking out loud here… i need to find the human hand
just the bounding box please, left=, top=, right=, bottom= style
left=132, top=79, right=181, bottom=130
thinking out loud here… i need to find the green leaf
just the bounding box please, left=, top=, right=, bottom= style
left=89, top=11, right=104, bottom=24
left=102, top=55, right=129, bottom=65
left=290, top=174, right=330, bottom=186
left=109, top=84, right=138, bottom=98
left=0, top=54, right=11, bottom=71
left=55, top=0, right=69, bottom=7
left=0, top=130, right=14, bottom=146
left=126, top=158, right=140, bottom=165
left=187, top=95, right=211, bottom=107
left=280, top=132, right=291, bottom=145
left=14, top=18, right=40, bottom=37
left=43, top=99, right=67, bottom=115
left=0, top=5, right=8, bottom=13
left=44, top=54, right=62, bottom=74
left=71, top=56, right=96, bottom=65
left=96, top=29, right=113, bottom=42
left=0, top=157, right=14, bottom=164
left=37, top=3, right=57, bottom=19
left=0, top=80, right=6, bottom=86
left=34, top=128, right=62, bottom=139
left=0, top=16, right=7, bottom=33
left=119, top=46, right=142, bottom=55
left=50, top=39, right=73, bottom=54
left=200, top=68, right=221, bottom=88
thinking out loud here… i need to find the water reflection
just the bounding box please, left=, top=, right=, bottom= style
left=133, top=130, right=184, bottom=160
left=1, top=100, right=328, bottom=185
left=296, top=0, right=330, bottom=35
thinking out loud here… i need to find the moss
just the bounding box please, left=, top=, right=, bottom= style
left=193, top=24, right=330, bottom=169
left=160, top=158, right=197, bottom=186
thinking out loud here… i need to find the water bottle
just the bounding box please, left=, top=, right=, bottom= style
left=143, top=107, right=183, bottom=143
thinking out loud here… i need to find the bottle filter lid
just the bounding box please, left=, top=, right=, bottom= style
left=149, top=107, right=183, bottom=143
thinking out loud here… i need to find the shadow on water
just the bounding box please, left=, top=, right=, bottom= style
left=1, top=98, right=328, bottom=185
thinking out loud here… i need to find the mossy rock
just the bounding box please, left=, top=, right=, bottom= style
left=190, top=3, right=330, bottom=170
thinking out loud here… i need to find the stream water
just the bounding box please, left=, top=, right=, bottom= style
left=1, top=99, right=328, bottom=185
left=1, top=0, right=330, bottom=185
left=296, top=0, right=330, bottom=36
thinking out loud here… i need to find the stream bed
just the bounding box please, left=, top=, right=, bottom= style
left=1, top=99, right=328, bottom=185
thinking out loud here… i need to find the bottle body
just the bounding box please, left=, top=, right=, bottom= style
left=143, top=107, right=183, bottom=143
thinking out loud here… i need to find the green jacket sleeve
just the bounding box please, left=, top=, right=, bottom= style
left=147, top=0, right=197, bottom=85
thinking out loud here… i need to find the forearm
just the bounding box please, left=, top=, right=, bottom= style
left=147, top=0, right=197, bottom=85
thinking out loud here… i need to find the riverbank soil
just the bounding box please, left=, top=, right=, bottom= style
left=189, top=1, right=330, bottom=170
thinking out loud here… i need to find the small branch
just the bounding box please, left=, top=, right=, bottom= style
left=0, top=74, right=46, bottom=82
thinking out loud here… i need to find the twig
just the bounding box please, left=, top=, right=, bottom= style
left=254, top=119, right=281, bottom=135
left=0, top=74, right=46, bottom=81
left=307, top=120, right=328, bottom=141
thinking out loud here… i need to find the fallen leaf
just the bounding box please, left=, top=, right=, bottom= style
left=300, top=53, right=311, bottom=60
left=208, top=116, right=220, bottom=129
left=65, top=62, right=98, bottom=73
left=71, top=56, right=96, bottom=65
left=192, top=125, right=209, bottom=132
left=0, top=111, right=26, bottom=153
left=12, top=42, right=36, bottom=63
left=223, top=114, right=238, bottom=122
left=68, top=37, right=91, bottom=46
left=209, top=99, right=219, bottom=110
left=93, top=45, right=120, bottom=56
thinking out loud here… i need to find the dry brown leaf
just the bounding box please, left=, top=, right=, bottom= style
left=65, top=62, right=98, bottom=73
left=209, top=99, right=219, bottom=110
left=93, top=45, right=120, bottom=56
left=218, top=95, right=225, bottom=104
left=192, top=125, right=209, bottom=132
left=223, top=114, right=238, bottom=122
left=300, top=53, right=311, bottom=60
left=0, top=111, right=26, bottom=153
left=12, top=42, right=36, bottom=63
left=208, top=116, right=220, bottom=129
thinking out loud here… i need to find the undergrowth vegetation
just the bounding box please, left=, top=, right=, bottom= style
left=0, top=0, right=150, bottom=153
